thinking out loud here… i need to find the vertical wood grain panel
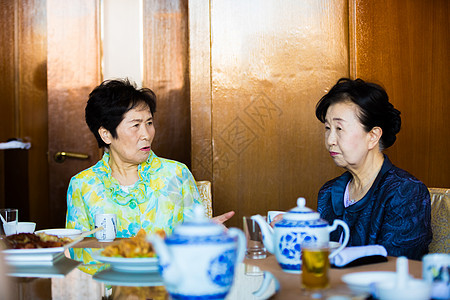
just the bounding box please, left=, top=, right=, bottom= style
left=143, top=0, right=191, bottom=166
left=351, top=0, right=450, bottom=187
left=0, top=1, right=16, bottom=209
left=189, top=0, right=213, bottom=181
left=17, top=0, right=49, bottom=225
left=0, top=0, right=49, bottom=225
left=0, top=1, right=16, bottom=142
left=47, top=0, right=101, bottom=227
left=198, top=0, right=348, bottom=227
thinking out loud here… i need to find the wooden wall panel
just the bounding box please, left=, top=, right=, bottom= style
left=0, top=0, right=16, bottom=209
left=191, top=0, right=348, bottom=227
left=189, top=0, right=213, bottom=181
left=351, top=0, right=450, bottom=187
left=17, top=0, right=48, bottom=225
left=0, top=0, right=48, bottom=224
left=143, top=0, right=191, bottom=166
left=47, top=0, right=101, bottom=227
left=0, top=1, right=16, bottom=142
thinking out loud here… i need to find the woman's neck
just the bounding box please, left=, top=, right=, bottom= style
left=108, top=154, right=140, bottom=186
left=348, top=151, right=384, bottom=202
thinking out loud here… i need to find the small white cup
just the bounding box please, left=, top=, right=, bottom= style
left=3, top=221, right=18, bottom=236
left=267, top=210, right=285, bottom=224
left=95, top=214, right=117, bottom=242
left=17, top=222, right=36, bottom=233
left=423, top=253, right=450, bottom=300
left=1, top=208, right=18, bottom=236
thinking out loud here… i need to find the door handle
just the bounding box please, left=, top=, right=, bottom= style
left=54, top=151, right=89, bottom=163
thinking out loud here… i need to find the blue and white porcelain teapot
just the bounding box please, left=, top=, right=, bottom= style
left=149, top=205, right=246, bottom=300
left=252, top=197, right=349, bottom=273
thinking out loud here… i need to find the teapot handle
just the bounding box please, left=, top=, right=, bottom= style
left=327, top=219, right=350, bottom=260
left=228, top=228, right=247, bottom=264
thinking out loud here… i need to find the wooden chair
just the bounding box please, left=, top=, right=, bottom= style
left=196, top=180, right=213, bottom=218
left=428, top=188, right=450, bottom=253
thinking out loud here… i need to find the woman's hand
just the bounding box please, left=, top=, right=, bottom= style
left=212, top=211, right=235, bottom=224
left=270, top=213, right=284, bottom=227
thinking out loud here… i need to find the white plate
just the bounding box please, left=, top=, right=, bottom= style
left=93, top=268, right=163, bottom=286
left=3, top=247, right=66, bottom=265
left=2, top=237, right=83, bottom=266
left=91, top=250, right=159, bottom=273
left=6, top=256, right=81, bottom=278
left=341, top=271, right=397, bottom=294
left=35, top=228, right=83, bottom=238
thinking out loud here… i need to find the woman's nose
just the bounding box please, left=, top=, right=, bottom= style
left=326, top=131, right=336, bottom=146
left=141, top=127, right=152, bottom=140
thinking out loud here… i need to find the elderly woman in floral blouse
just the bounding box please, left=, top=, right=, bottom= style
left=66, top=79, right=233, bottom=265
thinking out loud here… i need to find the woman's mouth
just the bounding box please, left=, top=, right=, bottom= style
left=140, top=146, right=151, bottom=152
left=329, top=151, right=339, bottom=157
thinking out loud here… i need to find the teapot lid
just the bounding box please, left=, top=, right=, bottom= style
left=172, top=205, right=224, bottom=236
left=283, top=197, right=320, bottom=221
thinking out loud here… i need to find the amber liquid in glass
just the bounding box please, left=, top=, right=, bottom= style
left=301, top=248, right=330, bottom=289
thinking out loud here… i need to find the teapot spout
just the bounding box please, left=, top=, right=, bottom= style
left=148, top=234, right=181, bottom=286
left=251, top=215, right=275, bottom=254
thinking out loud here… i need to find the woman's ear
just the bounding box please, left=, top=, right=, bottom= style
left=368, top=127, right=382, bottom=150
left=98, top=127, right=112, bottom=145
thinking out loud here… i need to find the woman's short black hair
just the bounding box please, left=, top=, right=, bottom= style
left=315, top=78, right=401, bottom=150
left=85, top=78, right=157, bottom=148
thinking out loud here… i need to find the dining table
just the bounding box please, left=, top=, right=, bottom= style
left=3, top=237, right=423, bottom=300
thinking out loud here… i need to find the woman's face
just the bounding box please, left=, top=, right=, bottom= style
left=103, top=103, right=155, bottom=166
left=324, top=101, right=372, bottom=170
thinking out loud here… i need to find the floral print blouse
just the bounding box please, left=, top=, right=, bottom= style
left=65, top=151, right=201, bottom=268
left=66, top=151, right=201, bottom=237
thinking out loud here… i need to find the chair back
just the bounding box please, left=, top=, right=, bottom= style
left=196, top=180, right=213, bottom=218
left=428, top=188, right=450, bottom=253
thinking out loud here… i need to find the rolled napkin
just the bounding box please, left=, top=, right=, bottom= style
left=331, top=245, right=388, bottom=268
left=0, top=140, right=31, bottom=150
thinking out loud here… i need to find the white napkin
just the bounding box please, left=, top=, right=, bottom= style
left=0, top=141, right=31, bottom=150
left=331, top=245, right=388, bottom=267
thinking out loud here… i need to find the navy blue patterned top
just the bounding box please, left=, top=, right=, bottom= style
left=318, top=155, right=432, bottom=260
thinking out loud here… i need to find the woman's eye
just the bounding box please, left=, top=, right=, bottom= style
left=325, top=126, right=330, bottom=130
left=147, top=121, right=153, bottom=125
left=337, top=127, right=342, bottom=131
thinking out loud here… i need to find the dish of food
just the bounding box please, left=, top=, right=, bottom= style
left=35, top=228, right=83, bottom=239
left=92, top=229, right=159, bottom=273
left=102, top=229, right=157, bottom=258
left=2, top=232, right=73, bottom=249
left=1, top=232, right=81, bottom=265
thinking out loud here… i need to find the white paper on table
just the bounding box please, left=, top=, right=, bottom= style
left=331, top=245, right=388, bottom=267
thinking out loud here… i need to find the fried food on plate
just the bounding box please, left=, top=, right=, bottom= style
left=102, top=229, right=161, bottom=258
left=4, top=233, right=73, bottom=249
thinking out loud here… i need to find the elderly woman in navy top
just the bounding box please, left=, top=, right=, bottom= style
left=315, top=78, right=432, bottom=260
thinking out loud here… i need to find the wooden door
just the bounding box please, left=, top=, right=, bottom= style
left=1, top=0, right=101, bottom=228
left=190, top=0, right=347, bottom=227
left=47, top=0, right=102, bottom=227
left=1, top=0, right=192, bottom=229
left=0, top=0, right=102, bottom=229
left=0, top=0, right=48, bottom=224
